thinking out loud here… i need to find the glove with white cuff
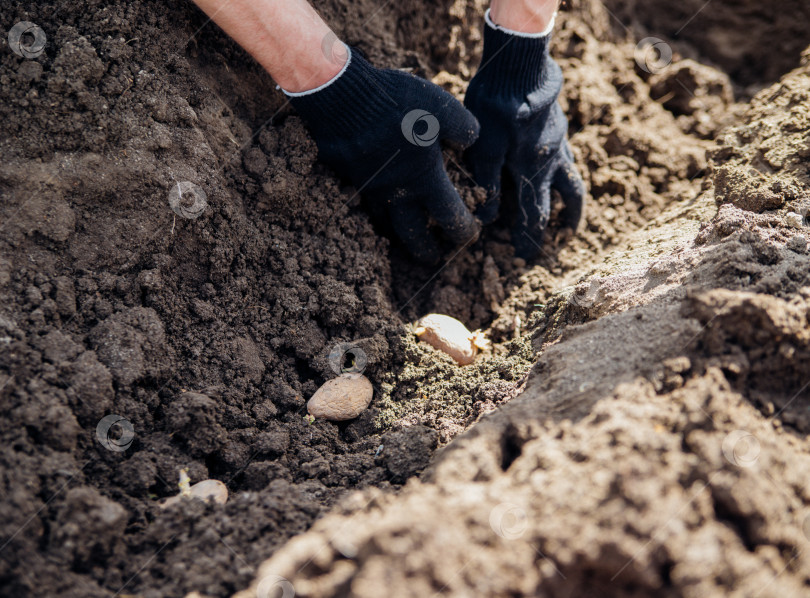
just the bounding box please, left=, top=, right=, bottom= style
left=464, top=10, right=586, bottom=259
left=286, top=47, right=481, bottom=263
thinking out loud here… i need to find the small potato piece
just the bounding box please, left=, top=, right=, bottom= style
left=415, top=314, right=488, bottom=365
left=307, top=373, right=373, bottom=421
left=161, top=479, right=228, bottom=508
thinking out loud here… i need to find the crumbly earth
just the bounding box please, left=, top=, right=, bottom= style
left=237, top=54, right=810, bottom=598
left=0, top=1, right=807, bottom=597
left=601, top=0, right=810, bottom=88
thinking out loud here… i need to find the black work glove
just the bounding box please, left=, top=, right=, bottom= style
left=464, top=13, right=586, bottom=259
left=288, top=48, right=481, bottom=263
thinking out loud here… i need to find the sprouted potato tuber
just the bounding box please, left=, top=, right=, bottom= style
left=161, top=470, right=228, bottom=508
left=414, top=314, right=489, bottom=365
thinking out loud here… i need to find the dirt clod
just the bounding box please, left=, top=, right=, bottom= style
left=3, top=0, right=810, bottom=597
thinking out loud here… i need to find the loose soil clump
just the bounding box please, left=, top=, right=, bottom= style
left=1, top=0, right=807, bottom=597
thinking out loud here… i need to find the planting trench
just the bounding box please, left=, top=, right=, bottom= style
left=2, top=0, right=810, bottom=597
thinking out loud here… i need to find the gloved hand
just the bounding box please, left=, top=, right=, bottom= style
left=287, top=47, right=481, bottom=263
left=464, top=11, right=586, bottom=259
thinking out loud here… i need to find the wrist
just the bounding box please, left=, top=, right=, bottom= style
left=287, top=48, right=395, bottom=138
left=275, top=37, right=349, bottom=93
left=280, top=41, right=350, bottom=96
left=489, top=0, right=558, bottom=34
left=472, top=9, right=559, bottom=97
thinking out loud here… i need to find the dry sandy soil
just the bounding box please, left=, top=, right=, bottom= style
left=2, top=1, right=810, bottom=597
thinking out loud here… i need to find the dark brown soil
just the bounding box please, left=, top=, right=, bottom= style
left=235, top=41, right=810, bottom=598
left=0, top=0, right=807, bottom=597
left=602, top=0, right=810, bottom=88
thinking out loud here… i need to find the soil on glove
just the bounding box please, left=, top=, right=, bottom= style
left=237, top=43, right=810, bottom=598
left=0, top=0, right=807, bottom=597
